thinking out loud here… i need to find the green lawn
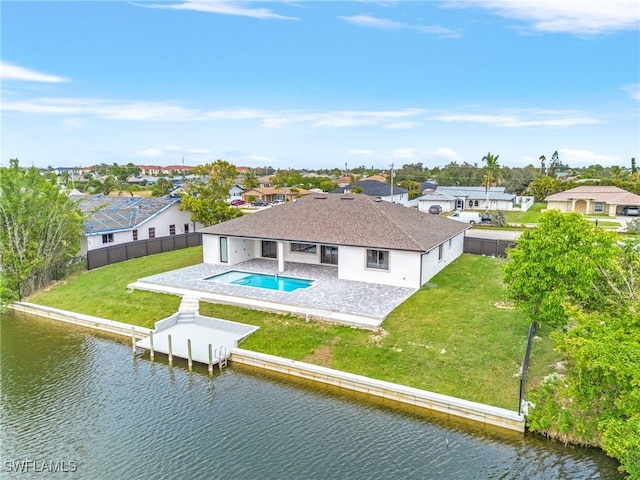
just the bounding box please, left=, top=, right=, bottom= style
left=504, top=203, right=546, bottom=224
left=26, top=247, right=559, bottom=410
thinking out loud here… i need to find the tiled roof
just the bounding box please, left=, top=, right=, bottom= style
left=201, top=194, right=468, bottom=252
left=545, top=186, right=640, bottom=204
left=330, top=179, right=408, bottom=196
left=435, top=186, right=515, bottom=201
left=73, top=194, right=180, bottom=234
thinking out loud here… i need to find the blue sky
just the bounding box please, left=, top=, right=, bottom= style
left=1, top=0, right=639, bottom=171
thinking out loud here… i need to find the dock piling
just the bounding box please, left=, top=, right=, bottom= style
left=187, top=339, right=193, bottom=370
left=208, top=344, right=213, bottom=374
left=149, top=331, right=155, bottom=361
left=132, top=327, right=136, bottom=354
left=168, top=335, right=173, bottom=365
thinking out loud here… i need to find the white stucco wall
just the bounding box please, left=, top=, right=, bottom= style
left=83, top=204, right=197, bottom=253
left=421, top=233, right=465, bottom=284
left=203, top=236, right=260, bottom=265
left=338, top=245, right=422, bottom=289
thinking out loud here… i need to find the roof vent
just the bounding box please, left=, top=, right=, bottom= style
left=313, top=195, right=327, bottom=200
left=340, top=195, right=355, bottom=200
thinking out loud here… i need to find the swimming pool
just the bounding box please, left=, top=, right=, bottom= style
left=206, top=271, right=313, bottom=292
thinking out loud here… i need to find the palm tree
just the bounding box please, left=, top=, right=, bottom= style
left=539, top=155, right=546, bottom=175
left=478, top=152, right=503, bottom=209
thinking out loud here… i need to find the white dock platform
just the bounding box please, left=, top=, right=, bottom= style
left=136, top=323, right=244, bottom=364
left=135, top=295, right=259, bottom=366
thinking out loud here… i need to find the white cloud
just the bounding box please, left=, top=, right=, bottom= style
left=137, top=1, right=299, bottom=20
left=1, top=62, right=69, bottom=83
left=622, top=83, right=640, bottom=101
left=340, top=14, right=461, bottom=38
left=136, top=147, right=164, bottom=157
left=136, top=145, right=213, bottom=158
left=559, top=148, right=621, bottom=166
left=427, top=147, right=459, bottom=161
left=434, top=110, right=601, bottom=127
left=393, top=148, right=414, bottom=159
left=450, top=0, right=640, bottom=35
left=347, top=148, right=375, bottom=156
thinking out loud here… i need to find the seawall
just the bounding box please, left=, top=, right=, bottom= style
left=8, top=302, right=525, bottom=433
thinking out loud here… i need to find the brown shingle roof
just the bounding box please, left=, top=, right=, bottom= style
left=201, top=194, right=469, bottom=252
left=545, top=186, right=640, bottom=204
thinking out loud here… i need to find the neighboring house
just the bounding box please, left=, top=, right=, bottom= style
left=241, top=186, right=313, bottom=203
left=330, top=180, right=409, bottom=204
left=545, top=186, right=640, bottom=216
left=229, top=184, right=245, bottom=199
left=200, top=194, right=469, bottom=289
left=74, top=194, right=201, bottom=254
left=417, top=186, right=516, bottom=213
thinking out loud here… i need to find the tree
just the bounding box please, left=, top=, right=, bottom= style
left=180, top=160, right=243, bottom=226
left=399, top=180, right=422, bottom=200
left=503, top=211, right=617, bottom=328
left=525, top=176, right=568, bottom=202
left=242, top=168, right=260, bottom=190
left=151, top=177, right=173, bottom=197
left=0, top=159, right=84, bottom=301
left=539, top=155, right=546, bottom=175
left=525, top=243, right=640, bottom=476
left=477, top=152, right=503, bottom=208
left=548, top=150, right=561, bottom=177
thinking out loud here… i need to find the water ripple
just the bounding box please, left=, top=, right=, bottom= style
left=1, top=312, right=622, bottom=479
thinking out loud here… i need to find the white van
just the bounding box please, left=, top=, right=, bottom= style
left=450, top=211, right=483, bottom=224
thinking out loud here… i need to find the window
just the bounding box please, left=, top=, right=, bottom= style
left=290, top=242, right=316, bottom=254
left=321, top=245, right=338, bottom=265
left=261, top=240, right=277, bottom=259
left=366, top=249, right=389, bottom=270
left=184, top=223, right=189, bottom=234
left=594, top=202, right=604, bottom=213
left=220, top=237, right=228, bottom=263
left=148, top=227, right=155, bottom=239
left=132, top=230, right=138, bottom=241
left=438, top=244, right=444, bottom=261
left=169, top=224, right=176, bottom=235
left=448, top=238, right=452, bottom=249
left=102, top=233, right=114, bottom=244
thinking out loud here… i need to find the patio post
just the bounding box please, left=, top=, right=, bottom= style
left=277, top=241, right=285, bottom=272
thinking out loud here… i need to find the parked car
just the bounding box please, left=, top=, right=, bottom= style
left=230, top=199, right=246, bottom=206
left=271, top=200, right=285, bottom=206
left=450, top=211, right=483, bottom=224
left=428, top=205, right=442, bottom=215
left=622, top=206, right=639, bottom=216
left=480, top=213, right=492, bottom=225
left=252, top=199, right=268, bottom=207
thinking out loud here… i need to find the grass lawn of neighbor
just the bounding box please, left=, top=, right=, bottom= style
left=25, top=247, right=559, bottom=410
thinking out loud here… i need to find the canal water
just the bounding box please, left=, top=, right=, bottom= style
left=1, top=311, right=622, bottom=479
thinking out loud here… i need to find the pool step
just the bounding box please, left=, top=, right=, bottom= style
left=177, top=295, right=199, bottom=323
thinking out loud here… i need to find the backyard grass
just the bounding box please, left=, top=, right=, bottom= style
left=25, top=247, right=560, bottom=410
left=504, top=202, right=546, bottom=224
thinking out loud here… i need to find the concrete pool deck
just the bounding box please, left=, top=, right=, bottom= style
left=127, top=259, right=418, bottom=329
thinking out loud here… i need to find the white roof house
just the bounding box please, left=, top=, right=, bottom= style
left=200, top=194, right=469, bottom=289
left=417, top=186, right=516, bottom=213
left=74, top=194, right=201, bottom=254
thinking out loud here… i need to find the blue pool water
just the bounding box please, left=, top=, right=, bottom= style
left=206, top=270, right=313, bottom=292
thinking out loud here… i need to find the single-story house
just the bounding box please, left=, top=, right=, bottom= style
left=330, top=180, right=409, bottom=204
left=545, top=186, right=640, bottom=216
left=74, top=194, right=201, bottom=254
left=417, top=186, right=516, bottom=213
left=241, top=186, right=313, bottom=203
left=200, top=194, right=469, bottom=289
